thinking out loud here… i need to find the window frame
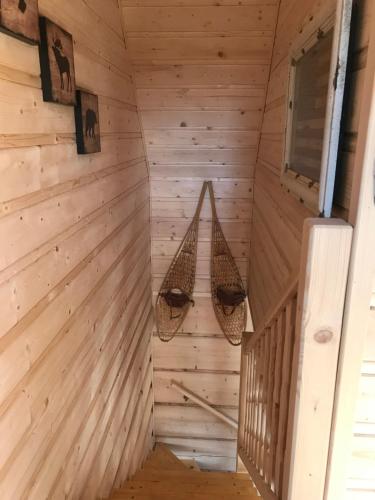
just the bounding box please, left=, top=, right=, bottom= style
left=282, top=1, right=353, bottom=216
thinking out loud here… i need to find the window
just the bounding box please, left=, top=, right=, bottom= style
left=282, top=3, right=352, bottom=216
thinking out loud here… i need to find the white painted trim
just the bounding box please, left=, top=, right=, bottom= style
left=282, top=1, right=353, bottom=216
left=319, top=0, right=353, bottom=216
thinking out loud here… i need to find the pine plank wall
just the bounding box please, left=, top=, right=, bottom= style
left=248, top=0, right=374, bottom=496
left=0, top=1, right=154, bottom=498
left=120, top=0, right=280, bottom=471
left=0, top=0, right=372, bottom=495
left=249, top=0, right=372, bottom=325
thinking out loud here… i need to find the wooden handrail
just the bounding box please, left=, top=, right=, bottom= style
left=243, top=276, right=299, bottom=354
left=170, top=380, right=238, bottom=430
left=238, top=279, right=299, bottom=497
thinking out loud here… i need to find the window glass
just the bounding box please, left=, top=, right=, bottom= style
left=288, top=29, right=334, bottom=183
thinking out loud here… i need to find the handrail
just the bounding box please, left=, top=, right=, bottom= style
left=243, top=276, right=299, bottom=354
left=238, top=280, right=299, bottom=498
left=170, top=380, right=238, bottom=430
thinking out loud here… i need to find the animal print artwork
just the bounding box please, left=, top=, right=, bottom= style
left=39, top=17, right=76, bottom=105
left=0, top=0, right=39, bottom=44
left=74, top=91, right=101, bottom=154
left=18, top=0, right=27, bottom=14
left=51, top=37, right=73, bottom=92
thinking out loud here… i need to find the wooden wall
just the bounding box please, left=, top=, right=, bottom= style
left=345, top=4, right=374, bottom=496
left=0, top=1, right=153, bottom=498
left=249, top=0, right=372, bottom=326
left=346, top=304, right=375, bottom=499
left=120, top=0, right=279, bottom=471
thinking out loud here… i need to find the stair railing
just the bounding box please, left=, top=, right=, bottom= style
left=238, top=279, right=298, bottom=500
left=238, top=218, right=353, bottom=500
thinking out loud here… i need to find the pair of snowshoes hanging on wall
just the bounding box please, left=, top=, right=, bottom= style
left=156, top=181, right=247, bottom=346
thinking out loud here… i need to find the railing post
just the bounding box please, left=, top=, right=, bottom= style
left=282, top=218, right=353, bottom=500
left=238, top=334, right=251, bottom=445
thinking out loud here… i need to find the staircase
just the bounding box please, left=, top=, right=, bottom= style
left=110, top=444, right=260, bottom=499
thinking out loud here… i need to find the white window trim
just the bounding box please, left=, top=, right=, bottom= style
left=282, top=0, right=353, bottom=216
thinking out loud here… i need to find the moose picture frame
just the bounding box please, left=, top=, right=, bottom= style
left=74, top=90, right=101, bottom=155
left=39, top=16, right=76, bottom=105
left=0, top=0, right=39, bottom=44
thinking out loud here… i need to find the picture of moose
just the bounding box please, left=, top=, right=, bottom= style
left=39, top=17, right=76, bottom=105
left=85, top=109, right=97, bottom=138
left=18, top=0, right=27, bottom=13
left=52, top=36, right=72, bottom=92
left=75, top=90, right=101, bottom=154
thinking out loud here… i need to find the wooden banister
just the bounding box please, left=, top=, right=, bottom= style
left=170, top=380, right=238, bottom=430
left=243, top=277, right=299, bottom=354
left=238, top=218, right=353, bottom=500
left=238, top=282, right=298, bottom=497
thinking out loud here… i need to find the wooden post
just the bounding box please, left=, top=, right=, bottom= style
left=324, top=6, right=375, bottom=497
left=283, top=219, right=353, bottom=500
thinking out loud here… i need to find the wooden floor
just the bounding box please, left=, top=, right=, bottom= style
left=110, top=444, right=260, bottom=499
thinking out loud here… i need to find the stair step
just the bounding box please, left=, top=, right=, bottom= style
left=112, top=493, right=260, bottom=500
left=142, top=444, right=186, bottom=472
left=181, top=458, right=201, bottom=471
left=110, top=443, right=261, bottom=499
left=120, top=479, right=256, bottom=493
left=132, top=469, right=253, bottom=484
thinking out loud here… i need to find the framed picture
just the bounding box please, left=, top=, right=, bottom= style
left=0, top=0, right=39, bottom=44
left=74, top=90, right=101, bottom=155
left=39, top=17, right=76, bottom=105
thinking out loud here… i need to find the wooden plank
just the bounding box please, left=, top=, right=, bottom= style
left=122, top=1, right=279, bottom=6
left=151, top=178, right=253, bottom=199
left=169, top=381, right=238, bottom=430
left=0, top=241, right=150, bottom=459
left=141, top=110, right=262, bottom=130
left=128, top=36, right=274, bottom=64
left=325, top=6, right=375, bottom=496
left=150, top=164, right=254, bottom=179
left=153, top=336, right=241, bottom=372
left=270, top=312, right=284, bottom=486
left=265, top=321, right=277, bottom=483
left=152, top=197, right=252, bottom=221
left=157, top=436, right=237, bottom=462
left=154, top=404, right=238, bottom=440
left=0, top=162, right=147, bottom=272
left=144, top=129, right=259, bottom=148
left=284, top=219, right=353, bottom=500
left=154, top=370, right=239, bottom=407
left=121, top=0, right=278, bottom=475
left=147, top=147, right=258, bottom=167
left=0, top=0, right=152, bottom=497
left=0, top=187, right=148, bottom=341
left=152, top=239, right=247, bottom=259
left=116, top=477, right=256, bottom=496
left=123, top=6, right=278, bottom=32
left=152, top=218, right=250, bottom=241
left=134, top=64, right=269, bottom=88
left=274, top=299, right=295, bottom=494
left=137, top=88, right=265, bottom=112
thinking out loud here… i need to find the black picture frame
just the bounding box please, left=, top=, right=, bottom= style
left=39, top=16, right=76, bottom=105
left=0, top=0, right=39, bottom=45
left=74, top=90, right=101, bottom=155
